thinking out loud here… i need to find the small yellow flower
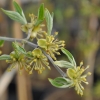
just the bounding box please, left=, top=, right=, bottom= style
left=30, top=24, right=45, bottom=40
left=28, top=48, right=50, bottom=74
left=21, top=13, right=45, bottom=40
left=6, top=51, right=28, bottom=74
left=38, top=32, right=65, bottom=60
left=67, top=62, right=91, bottom=96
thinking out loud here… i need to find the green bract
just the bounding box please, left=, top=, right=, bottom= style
left=0, top=55, right=10, bottom=60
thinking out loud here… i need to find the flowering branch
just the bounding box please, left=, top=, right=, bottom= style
left=0, top=36, right=66, bottom=77
left=0, top=0, right=91, bottom=96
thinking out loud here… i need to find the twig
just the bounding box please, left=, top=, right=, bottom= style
left=43, top=51, right=66, bottom=77
left=0, top=36, right=66, bottom=77
left=0, top=36, right=38, bottom=48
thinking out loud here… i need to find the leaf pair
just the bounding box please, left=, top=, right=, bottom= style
left=1, top=1, right=53, bottom=35
left=48, top=77, right=72, bottom=88
left=1, top=1, right=27, bottom=24
left=55, top=48, right=76, bottom=68
left=35, top=4, right=53, bottom=35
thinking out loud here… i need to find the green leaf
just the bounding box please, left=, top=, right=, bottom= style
left=55, top=60, right=74, bottom=68
left=0, top=40, right=4, bottom=47
left=12, top=42, right=26, bottom=54
left=45, top=9, right=53, bottom=35
left=1, top=8, right=27, bottom=24
left=0, top=54, right=10, bottom=60
left=61, top=48, right=76, bottom=66
left=35, top=3, right=44, bottom=26
left=48, top=77, right=72, bottom=88
left=13, top=1, right=27, bottom=24
left=13, top=1, right=22, bottom=16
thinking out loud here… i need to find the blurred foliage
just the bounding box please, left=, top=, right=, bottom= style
left=94, top=81, right=100, bottom=98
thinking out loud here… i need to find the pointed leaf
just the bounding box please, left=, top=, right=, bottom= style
left=48, top=77, right=72, bottom=88
left=61, top=48, right=76, bottom=66
left=1, top=9, right=27, bottom=24
left=55, top=60, right=74, bottom=68
left=37, top=3, right=44, bottom=20
left=0, top=54, right=10, bottom=60
left=13, top=1, right=27, bottom=24
left=35, top=3, right=44, bottom=26
left=45, top=9, right=53, bottom=35
left=13, top=0, right=22, bottom=16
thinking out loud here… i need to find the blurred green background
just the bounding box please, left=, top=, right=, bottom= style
left=0, top=0, right=100, bottom=100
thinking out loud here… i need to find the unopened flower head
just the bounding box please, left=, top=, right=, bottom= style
left=28, top=48, right=50, bottom=74
left=38, top=32, right=65, bottom=60
left=67, top=62, right=91, bottom=96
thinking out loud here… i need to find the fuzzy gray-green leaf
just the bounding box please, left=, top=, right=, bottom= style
left=61, top=48, right=76, bottom=66
left=1, top=8, right=26, bottom=24
left=45, top=9, right=53, bottom=35
left=55, top=60, right=74, bottom=68
left=13, top=1, right=27, bottom=24
left=0, top=55, right=10, bottom=60
left=48, top=77, right=72, bottom=88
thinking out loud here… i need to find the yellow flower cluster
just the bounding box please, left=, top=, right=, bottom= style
left=6, top=51, right=27, bottom=73
left=21, top=14, right=45, bottom=40
left=38, top=32, right=65, bottom=60
left=6, top=48, right=50, bottom=74
left=27, top=48, right=50, bottom=74
left=67, top=62, right=91, bottom=96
